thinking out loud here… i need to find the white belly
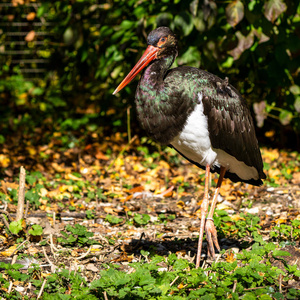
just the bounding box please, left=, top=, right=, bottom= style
left=170, top=92, right=259, bottom=181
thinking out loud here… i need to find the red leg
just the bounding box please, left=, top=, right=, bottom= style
left=195, top=164, right=210, bottom=269
left=205, top=166, right=226, bottom=258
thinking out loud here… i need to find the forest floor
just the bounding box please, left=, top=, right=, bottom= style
left=0, top=131, right=300, bottom=299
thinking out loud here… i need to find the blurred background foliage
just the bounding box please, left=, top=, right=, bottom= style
left=0, top=0, right=299, bottom=148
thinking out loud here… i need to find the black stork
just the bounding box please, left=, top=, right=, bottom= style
left=113, top=27, right=266, bottom=268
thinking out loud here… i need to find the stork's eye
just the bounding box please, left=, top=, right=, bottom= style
left=157, top=36, right=168, bottom=47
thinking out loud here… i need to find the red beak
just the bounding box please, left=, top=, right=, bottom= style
left=113, top=45, right=159, bottom=95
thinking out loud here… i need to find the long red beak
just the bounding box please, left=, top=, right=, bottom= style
left=113, top=45, right=159, bottom=95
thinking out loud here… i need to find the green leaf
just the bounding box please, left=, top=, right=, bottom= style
left=174, top=12, right=193, bottom=36
left=272, top=250, right=291, bottom=257
left=9, top=220, right=23, bottom=235
left=28, top=224, right=43, bottom=236
left=279, top=109, right=293, bottom=126
left=226, top=0, right=244, bottom=27
left=105, top=214, right=123, bottom=225
left=290, top=85, right=300, bottom=95
left=294, top=96, right=300, bottom=113
left=133, top=213, right=150, bottom=225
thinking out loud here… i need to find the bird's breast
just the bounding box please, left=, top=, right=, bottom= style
left=171, top=92, right=218, bottom=167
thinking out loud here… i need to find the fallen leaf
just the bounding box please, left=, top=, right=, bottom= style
left=0, top=245, right=17, bottom=256
left=225, top=250, right=236, bottom=263
left=26, top=12, right=36, bottom=21
left=292, top=172, right=300, bottom=184
left=0, top=154, right=10, bottom=168
left=25, top=30, right=35, bottom=42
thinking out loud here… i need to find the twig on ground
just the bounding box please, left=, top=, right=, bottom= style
left=232, top=280, right=237, bottom=293
left=49, top=234, right=59, bottom=255
left=0, top=210, right=13, bottom=222
left=76, top=246, right=92, bottom=260
left=37, top=278, right=47, bottom=299
left=53, top=212, right=56, bottom=228
left=0, top=212, right=11, bottom=232
left=10, top=239, right=29, bottom=257
left=103, top=291, right=108, bottom=300
left=7, top=281, right=13, bottom=294
left=170, top=275, right=179, bottom=287
left=42, top=247, right=56, bottom=273
left=244, top=286, right=268, bottom=291
left=16, top=166, right=26, bottom=221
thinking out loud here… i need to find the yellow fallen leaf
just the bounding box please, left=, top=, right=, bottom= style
left=176, top=200, right=185, bottom=209
left=216, top=203, right=232, bottom=210
left=0, top=245, right=17, bottom=256
left=263, top=149, right=279, bottom=161
left=225, top=251, right=236, bottom=263
left=0, top=154, right=10, bottom=168
left=65, top=173, right=81, bottom=181
left=159, top=160, right=170, bottom=169
left=171, top=176, right=184, bottom=184
left=231, top=214, right=244, bottom=222
left=268, top=168, right=281, bottom=178
left=39, top=188, right=48, bottom=197
left=26, top=146, right=37, bottom=156
left=177, top=283, right=187, bottom=289
left=59, top=185, right=69, bottom=192
left=51, top=162, right=65, bottom=173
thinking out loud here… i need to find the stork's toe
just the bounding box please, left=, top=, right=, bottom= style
left=205, top=218, right=220, bottom=258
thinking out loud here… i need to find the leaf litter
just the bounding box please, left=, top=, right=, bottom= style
left=0, top=131, right=300, bottom=298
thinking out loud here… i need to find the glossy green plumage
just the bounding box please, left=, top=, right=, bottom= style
left=134, top=27, right=266, bottom=185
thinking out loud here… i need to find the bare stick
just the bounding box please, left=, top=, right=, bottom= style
left=170, top=275, right=179, bottom=287
left=76, top=246, right=91, bottom=260
left=0, top=213, right=11, bottom=231
left=16, top=166, right=26, bottom=221
left=232, top=280, right=237, bottom=293
left=42, top=247, right=56, bottom=272
left=8, top=281, right=13, bottom=294
left=103, top=291, right=108, bottom=300
left=37, top=278, right=47, bottom=299
left=127, top=105, right=132, bottom=143
left=10, top=240, right=29, bottom=257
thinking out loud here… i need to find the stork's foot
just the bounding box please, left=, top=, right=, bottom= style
left=205, top=218, right=220, bottom=258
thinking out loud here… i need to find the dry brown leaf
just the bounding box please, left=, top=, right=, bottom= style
left=0, top=180, right=19, bottom=193
left=292, top=172, right=300, bottom=184
left=103, top=206, right=117, bottom=215
left=129, top=186, right=144, bottom=193
left=95, top=150, right=109, bottom=160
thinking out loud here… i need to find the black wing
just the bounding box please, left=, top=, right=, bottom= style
left=198, top=70, right=266, bottom=184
